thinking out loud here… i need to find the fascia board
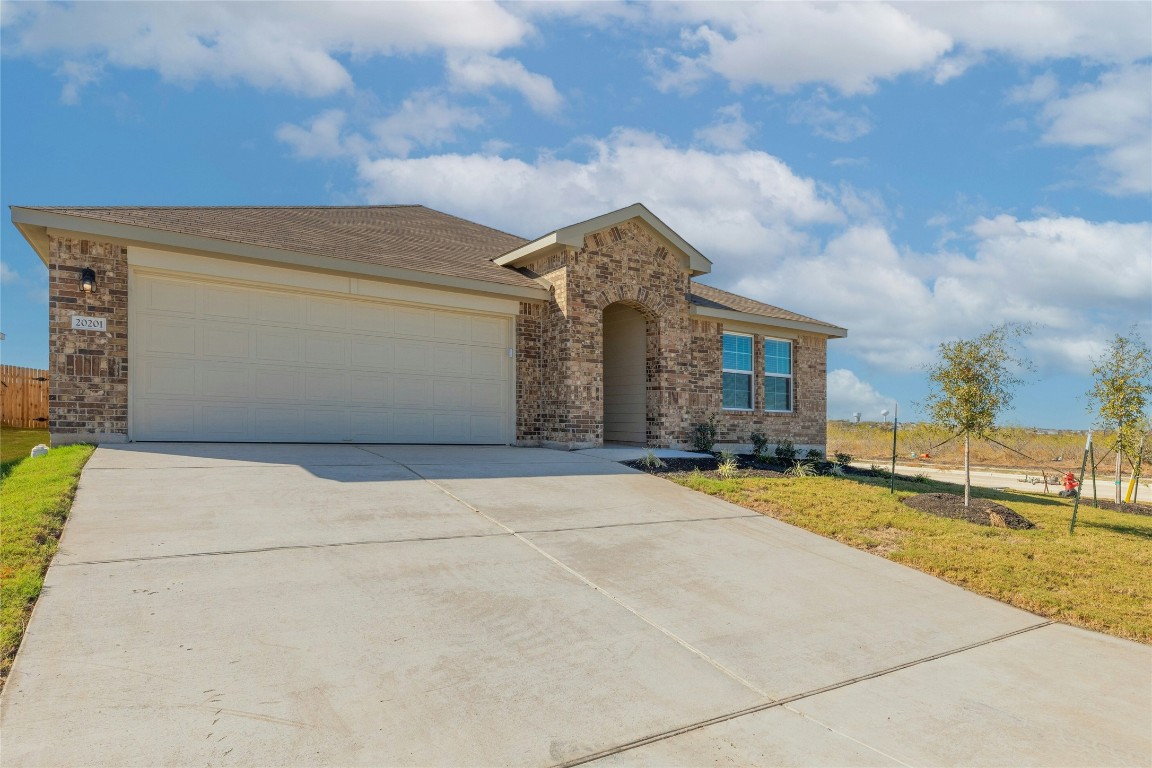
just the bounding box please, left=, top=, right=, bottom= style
left=691, top=304, right=848, bottom=338
left=12, top=207, right=549, bottom=301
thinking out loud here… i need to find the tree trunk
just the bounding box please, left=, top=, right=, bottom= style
left=1116, top=446, right=1123, bottom=504
left=964, top=432, right=971, bottom=507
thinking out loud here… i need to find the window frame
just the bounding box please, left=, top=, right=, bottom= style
left=762, top=337, right=793, bottom=413
left=722, top=331, right=755, bottom=411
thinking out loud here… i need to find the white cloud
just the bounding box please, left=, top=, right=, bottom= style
left=828, top=369, right=894, bottom=421
left=56, top=60, right=102, bottom=105
left=1035, top=64, right=1152, bottom=195
left=277, top=109, right=355, bottom=159
left=788, top=90, right=872, bottom=142
left=278, top=93, right=484, bottom=160
left=372, top=93, right=485, bottom=157
left=353, top=129, right=842, bottom=256
left=903, top=2, right=1152, bottom=65
left=734, top=214, right=1152, bottom=374
left=446, top=54, right=562, bottom=114
left=693, top=103, right=755, bottom=151
left=650, top=3, right=952, bottom=95
left=4, top=1, right=533, bottom=99
left=0, top=261, right=21, bottom=285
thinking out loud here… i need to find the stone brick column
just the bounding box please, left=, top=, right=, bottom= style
left=47, top=235, right=129, bottom=444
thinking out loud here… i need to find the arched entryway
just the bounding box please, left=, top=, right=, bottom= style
left=602, top=302, right=648, bottom=445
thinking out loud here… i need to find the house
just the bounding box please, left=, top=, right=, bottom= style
left=11, top=203, right=846, bottom=451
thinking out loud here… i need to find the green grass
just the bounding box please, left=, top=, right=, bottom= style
left=1, top=443, right=95, bottom=682
left=673, top=471, right=1152, bottom=644
left=1, top=426, right=50, bottom=477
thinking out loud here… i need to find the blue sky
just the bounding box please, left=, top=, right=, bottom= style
left=2, top=1, right=1149, bottom=429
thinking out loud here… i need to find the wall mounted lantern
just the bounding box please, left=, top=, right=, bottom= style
left=80, top=268, right=96, bottom=293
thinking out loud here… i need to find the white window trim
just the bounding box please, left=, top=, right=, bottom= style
left=763, top=336, right=793, bottom=413
left=722, top=331, right=755, bottom=411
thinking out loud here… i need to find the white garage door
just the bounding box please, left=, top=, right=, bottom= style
left=131, top=272, right=513, bottom=443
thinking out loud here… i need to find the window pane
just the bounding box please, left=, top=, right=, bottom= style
left=765, top=375, right=791, bottom=411
left=723, top=372, right=753, bottom=409
left=723, top=333, right=752, bottom=372
left=764, top=340, right=792, bottom=375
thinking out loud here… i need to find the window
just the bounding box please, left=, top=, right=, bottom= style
left=722, top=333, right=753, bottom=410
left=764, top=339, right=792, bottom=412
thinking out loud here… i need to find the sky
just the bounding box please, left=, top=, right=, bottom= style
left=1, top=1, right=1149, bottom=430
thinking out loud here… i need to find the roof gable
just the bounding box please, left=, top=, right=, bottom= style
left=493, top=203, right=712, bottom=276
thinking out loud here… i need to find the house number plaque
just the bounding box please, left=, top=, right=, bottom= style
left=71, top=315, right=107, bottom=331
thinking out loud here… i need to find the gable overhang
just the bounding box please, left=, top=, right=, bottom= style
left=494, top=203, right=713, bottom=276
left=11, top=206, right=549, bottom=301
left=691, top=304, right=848, bottom=339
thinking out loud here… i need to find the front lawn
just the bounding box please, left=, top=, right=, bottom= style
left=674, top=471, right=1152, bottom=644
left=1, top=426, right=50, bottom=476
left=1, top=443, right=95, bottom=683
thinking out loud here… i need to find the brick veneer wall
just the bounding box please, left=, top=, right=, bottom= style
left=513, top=219, right=831, bottom=450
left=47, top=235, right=129, bottom=444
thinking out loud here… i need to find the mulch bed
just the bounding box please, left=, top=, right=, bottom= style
left=623, top=454, right=790, bottom=479
left=1067, top=497, right=1152, bottom=517
left=903, top=493, right=1036, bottom=529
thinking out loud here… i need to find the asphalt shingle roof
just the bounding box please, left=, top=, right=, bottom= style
left=689, top=282, right=844, bottom=331
left=22, top=205, right=538, bottom=289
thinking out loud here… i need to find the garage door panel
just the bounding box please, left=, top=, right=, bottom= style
left=395, top=342, right=432, bottom=373
left=200, top=364, right=251, bottom=399
left=202, top=286, right=250, bottom=319
left=254, top=368, right=303, bottom=400
left=350, top=303, right=391, bottom=334
left=350, top=374, right=392, bottom=404
left=133, top=273, right=510, bottom=443
left=470, top=316, right=508, bottom=346
left=304, top=333, right=348, bottom=366
left=471, top=347, right=505, bottom=378
left=395, top=307, right=433, bottom=337
left=136, top=402, right=196, bottom=438
left=395, top=376, right=432, bottom=408
left=201, top=324, right=250, bottom=360
left=144, top=320, right=197, bottom=356
left=146, top=279, right=198, bottom=315
left=306, top=297, right=348, bottom=330
left=142, top=359, right=197, bottom=397
left=200, top=406, right=250, bottom=439
left=305, top=371, right=348, bottom=403
left=255, top=328, right=302, bottom=363
left=350, top=338, right=394, bottom=371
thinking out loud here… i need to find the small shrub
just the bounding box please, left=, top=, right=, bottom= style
left=638, top=450, right=666, bottom=470
left=833, top=451, right=853, bottom=466
left=774, top=439, right=798, bottom=462
left=750, top=432, right=770, bottom=458
left=913, top=472, right=929, bottom=483
left=716, top=455, right=740, bottom=479
left=785, top=460, right=818, bottom=477
left=805, top=448, right=824, bottom=461
left=869, top=463, right=890, bottom=478
left=828, top=463, right=847, bottom=477
left=692, top=415, right=719, bottom=453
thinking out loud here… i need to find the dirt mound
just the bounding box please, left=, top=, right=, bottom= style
left=903, top=493, right=1036, bottom=529
left=1069, top=498, right=1152, bottom=517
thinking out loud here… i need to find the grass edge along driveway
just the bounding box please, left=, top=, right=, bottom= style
left=675, top=472, right=1152, bottom=644
left=1, top=443, right=95, bottom=683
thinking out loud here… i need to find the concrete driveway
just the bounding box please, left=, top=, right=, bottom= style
left=2, top=444, right=1149, bottom=767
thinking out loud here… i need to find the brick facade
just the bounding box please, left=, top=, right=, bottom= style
left=47, top=235, right=130, bottom=444
left=514, top=220, right=830, bottom=451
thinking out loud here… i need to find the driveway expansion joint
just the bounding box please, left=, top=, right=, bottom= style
left=553, top=619, right=1056, bottom=768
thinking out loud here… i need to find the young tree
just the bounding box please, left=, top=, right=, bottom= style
left=1086, top=331, right=1152, bottom=503
left=923, top=324, right=1031, bottom=506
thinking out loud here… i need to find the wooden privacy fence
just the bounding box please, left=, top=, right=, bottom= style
left=1, top=366, right=49, bottom=428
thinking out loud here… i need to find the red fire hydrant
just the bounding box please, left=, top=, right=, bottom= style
left=1059, top=472, right=1079, bottom=498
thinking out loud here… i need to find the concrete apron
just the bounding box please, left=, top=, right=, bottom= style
left=1, top=444, right=1148, bottom=767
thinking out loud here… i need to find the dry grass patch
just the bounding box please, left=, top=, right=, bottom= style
left=673, top=471, right=1152, bottom=644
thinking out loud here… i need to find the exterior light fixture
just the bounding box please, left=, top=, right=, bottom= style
left=81, top=268, right=96, bottom=293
